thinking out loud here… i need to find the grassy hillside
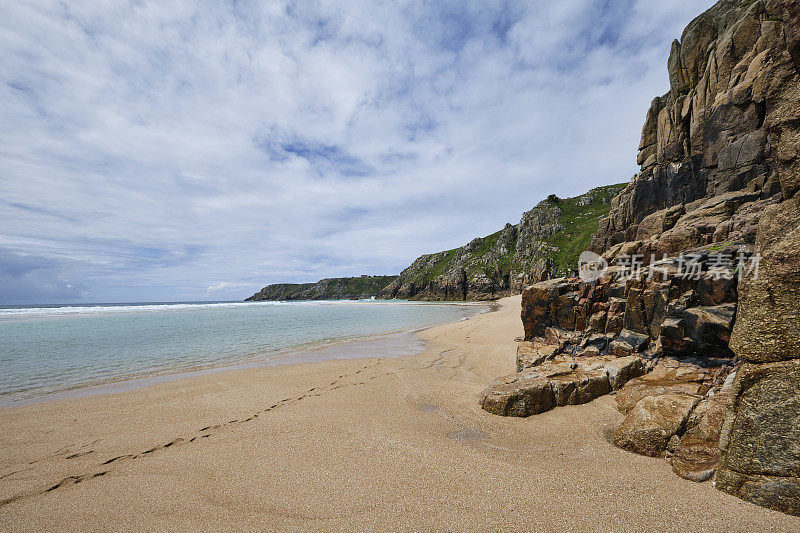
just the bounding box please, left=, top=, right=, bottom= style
left=380, top=183, right=626, bottom=300
left=246, top=275, right=398, bottom=301
left=544, top=183, right=625, bottom=276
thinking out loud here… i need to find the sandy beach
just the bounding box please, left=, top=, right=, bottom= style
left=1, top=295, right=797, bottom=531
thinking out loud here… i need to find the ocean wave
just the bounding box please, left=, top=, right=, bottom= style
left=0, top=298, right=482, bottom=318
left=0, top=300, right=301, bottom=317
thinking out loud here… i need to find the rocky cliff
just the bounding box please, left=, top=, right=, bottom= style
left=592, top=0, right=800, bottom=514
left=379, top=184, right=625, bottom=301
left=480, top=0, right=800, bottom=517
left=245, top=275, right=397, bottom=301
left=591, top=0, right=799, bottom=262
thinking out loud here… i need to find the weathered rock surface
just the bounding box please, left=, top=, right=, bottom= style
left=614, top=359, right=709, bottom=415
left=515, top=341, right=559, bottom=372
left=479, top=372, right=555, bottom=417
left=716, top=154, right=800, bottom=514
left=521, top=278, right=581, bottom=338
left=549, top=367, right=612, bottom=406
left=520, top=264, right=739, bottom=366
left=717, top=358, right=800, bottom=515
left=671, top=393, right=729, bottom=482
left=605, top=355, right=646, bottom=391
left=728, top=195, right=800, bottom=363
left=592, top=0, right=800, bottom=258
left=671, top=437, right=722, bottom=482
left=714, top=468, right=800, bottom=516
left=480, top=354, right=643, bottom=417
left=612, top=393, right=701, bottom=457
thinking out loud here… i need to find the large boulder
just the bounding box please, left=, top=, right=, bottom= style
left=549, top=368, right=611, bottom=406
left=521, top=278, right=581, bottom=339
left=612, top=393, right=701, bottom=457
left=479, top=373, right=555, bottom=417
left=671, top=393, right=728, bottom=482
left=480, top=354, right=646, bottom=417
left=716, top=359, right=800, bottom=516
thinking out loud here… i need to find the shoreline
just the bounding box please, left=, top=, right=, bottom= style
left=0, top=331, right=430, bottom=410
left=0, top=300, right=493, bottom=409
left=1, top=295, right=797, bottom=530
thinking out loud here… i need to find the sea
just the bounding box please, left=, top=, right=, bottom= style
left=0, top=299, right=490, bottom=407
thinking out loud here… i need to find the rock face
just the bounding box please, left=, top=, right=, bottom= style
left=591, top=0, right=799, bottom=263
left=612, top=393, right=701, bottom=457
left=716, top=194, right=800, bottom=516
left=520, top=261, right=740, bottom=365
left=480, top=0, right=800, bottom=517
left=380, top=185, right=624, bottom=301
left=246, top=275, right=397, bottom=301
left=585, top=0, right=800, bottom=515
left=509, top=256, right=740, bottom=482
left=716, top=360, right=800, bottom=515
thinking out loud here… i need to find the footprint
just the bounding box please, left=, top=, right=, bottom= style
left=65, top=451, right=95, bottom=460
left=101, top=454, right=134, bottom=465
left=46, top=475, right=83, bottom=492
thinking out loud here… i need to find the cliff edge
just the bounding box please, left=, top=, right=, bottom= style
left=246, top=275, right=398, bottom=301
left=380, top=184, right=625, bottom=301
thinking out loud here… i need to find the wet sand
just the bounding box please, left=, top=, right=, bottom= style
left=1, top=295, right=797, bottom=531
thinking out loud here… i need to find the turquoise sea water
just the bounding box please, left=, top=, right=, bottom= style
left=0, top=300, right=489, bottom=406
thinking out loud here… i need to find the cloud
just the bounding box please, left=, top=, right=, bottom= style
left=204, top=281, right=253, bottom=300
left=252, top=127, right=374, bottom=177
left=0, top=0, right=716, bottom=303
left=0, top=249, right=87, bottom=303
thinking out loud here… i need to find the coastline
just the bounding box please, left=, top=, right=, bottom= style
left=1, top=295, right=797, bottom=530
left=0, top=331, right=430, bottom=410
left=0, top=300, right=491, bottom=409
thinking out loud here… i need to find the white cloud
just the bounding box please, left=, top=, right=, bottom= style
left=0, top=0, right=716, bottom=303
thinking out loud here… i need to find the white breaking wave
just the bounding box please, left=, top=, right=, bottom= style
left=0, top=298, right=482, bottom=318
left=0, top=300, right=308, bottom=318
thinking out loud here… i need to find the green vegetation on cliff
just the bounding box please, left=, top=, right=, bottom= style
left=544, top=183, right=626, bottom=275
left=379, top=183, right=626, bottom=301
left=246, top=275, right=398, bottom=301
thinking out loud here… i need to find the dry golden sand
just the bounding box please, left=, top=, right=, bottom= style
left=1, top=295, right=798, bottom=531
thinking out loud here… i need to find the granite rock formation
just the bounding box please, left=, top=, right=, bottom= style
left=588, top=0, right=800, bottom=515
left=498, top=0, right=800, bottom=516
left=482, top=263, right=739, bottom=483
left=591, top=0, right=799, bottom=267
left=715, top=193, right=800, bottom=515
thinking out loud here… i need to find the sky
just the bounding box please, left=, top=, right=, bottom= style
left=0, top=0, right=716, bottom=304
